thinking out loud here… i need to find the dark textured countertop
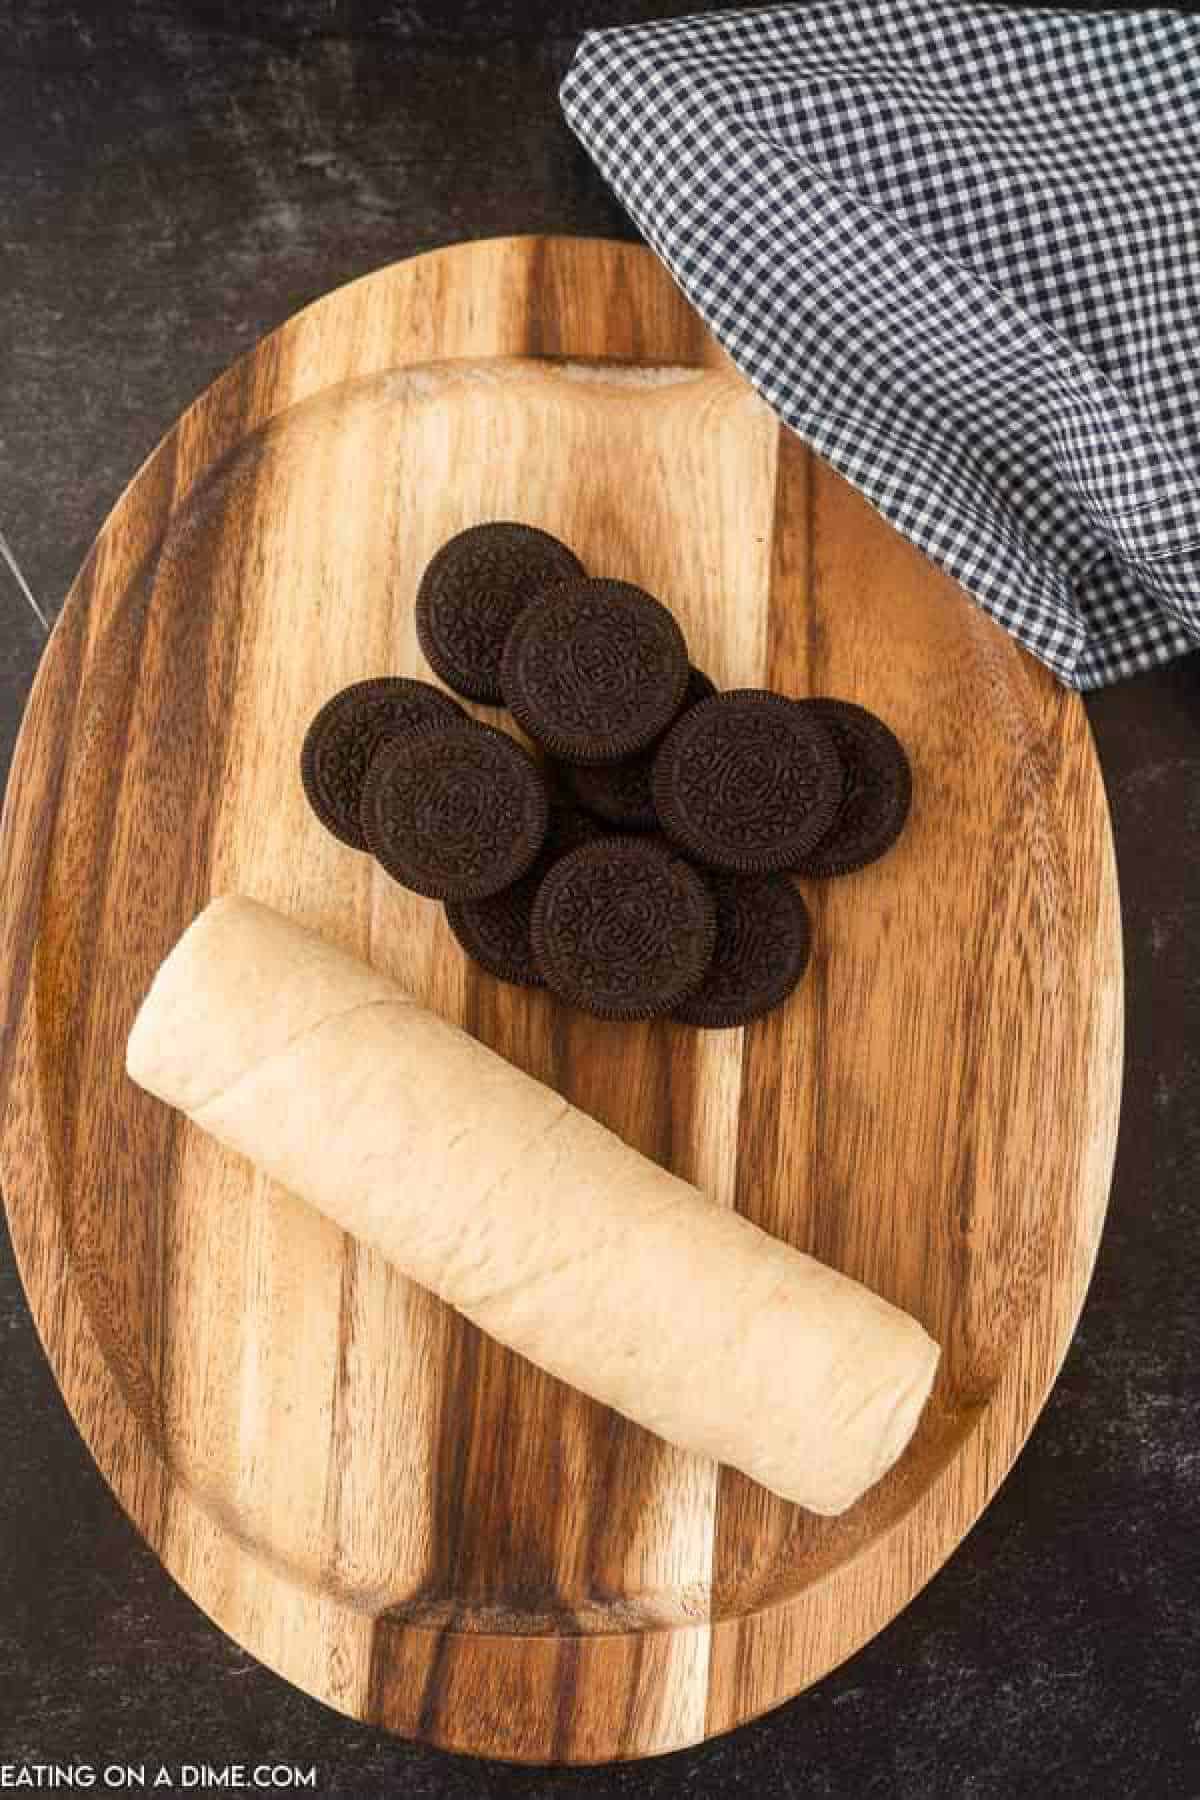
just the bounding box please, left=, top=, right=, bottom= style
left=1, top=5, right=1197, bottom=1795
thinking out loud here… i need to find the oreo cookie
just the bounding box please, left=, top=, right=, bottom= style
left=790, top=700, right=912, bottom=877
left=361, top=722, right=549, bottom=900
left=530, top=837, right=717, bottom=1021
left=415, top=522, right=584, bottom=703
left=673, top=872, right=811, bottom=1028
left=564, top=666, right=717, bottom=831
left=500, top=577, right=690, bottom=764
left=652, top=690, right=841, bottom=872
left=444, top=805, right=602, bottom=987
left=301, top=677, right=464, bottom=851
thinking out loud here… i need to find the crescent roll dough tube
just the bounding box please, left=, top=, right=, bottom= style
left=127, top=895, right=939, bottom=1514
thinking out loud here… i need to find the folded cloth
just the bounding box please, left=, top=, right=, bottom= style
left=561, top=4, right=1200, bottom=688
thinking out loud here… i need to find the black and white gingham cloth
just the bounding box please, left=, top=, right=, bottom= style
left=561, top=4, right=1200, bottom=688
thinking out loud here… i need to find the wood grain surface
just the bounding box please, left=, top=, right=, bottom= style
left=0, top=236, right=1122, bottom=1763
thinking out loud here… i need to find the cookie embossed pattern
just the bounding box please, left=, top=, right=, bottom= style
left=301, top=677, right=465, bottom=851
left=445, top=805, right=602, bottom=988
left=361, top=724, right=550, bottom=901
left=652, top=691, right=843, bottom=872
left=530, top=836, right=718, bottom=1021
left=791, top=700, right=913, bottom=878
left=501, top=576, right=690, bottom=763
left=416, top=521, right=585, bottom=702
left=565, top=665, right=717, bottom=830
left=674, top=872, right=813, bottom=1030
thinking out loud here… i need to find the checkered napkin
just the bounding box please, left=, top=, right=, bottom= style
left=560, top=4, right=1200, bottom=688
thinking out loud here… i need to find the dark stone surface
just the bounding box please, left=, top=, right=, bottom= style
left=0, top=4, right=1196, bottom=1794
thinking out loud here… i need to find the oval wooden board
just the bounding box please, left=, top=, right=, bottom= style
left=0, top=237, right=1122, bottom=1763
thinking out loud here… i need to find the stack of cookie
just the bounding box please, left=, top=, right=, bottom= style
left=301, top=522, right=911, bottom=1029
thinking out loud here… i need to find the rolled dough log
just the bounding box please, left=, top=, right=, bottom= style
left=127, top=895, right=939, bottom=1515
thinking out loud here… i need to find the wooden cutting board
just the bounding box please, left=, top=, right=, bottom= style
left=0, top=236, right=1122, bottom=1763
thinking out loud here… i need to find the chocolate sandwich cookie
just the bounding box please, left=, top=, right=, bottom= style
left=673, top=872, right=811, bottom=1028
left=500, top=577, right=690, bottom=764
left=300, top=677, right=464, bottom=851
left=564, top=665, right=718, bottom=830
left=415, top=522, right=585, bottom=703
left=444, top=805, right=602, bottom=987
left=790, top=699, right=912, bottom=877
left=361, top=722, right=549, bottom=900
left=531, top=837, right=717, bottom=1021
left=652, top=690, right=841, bottom=872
